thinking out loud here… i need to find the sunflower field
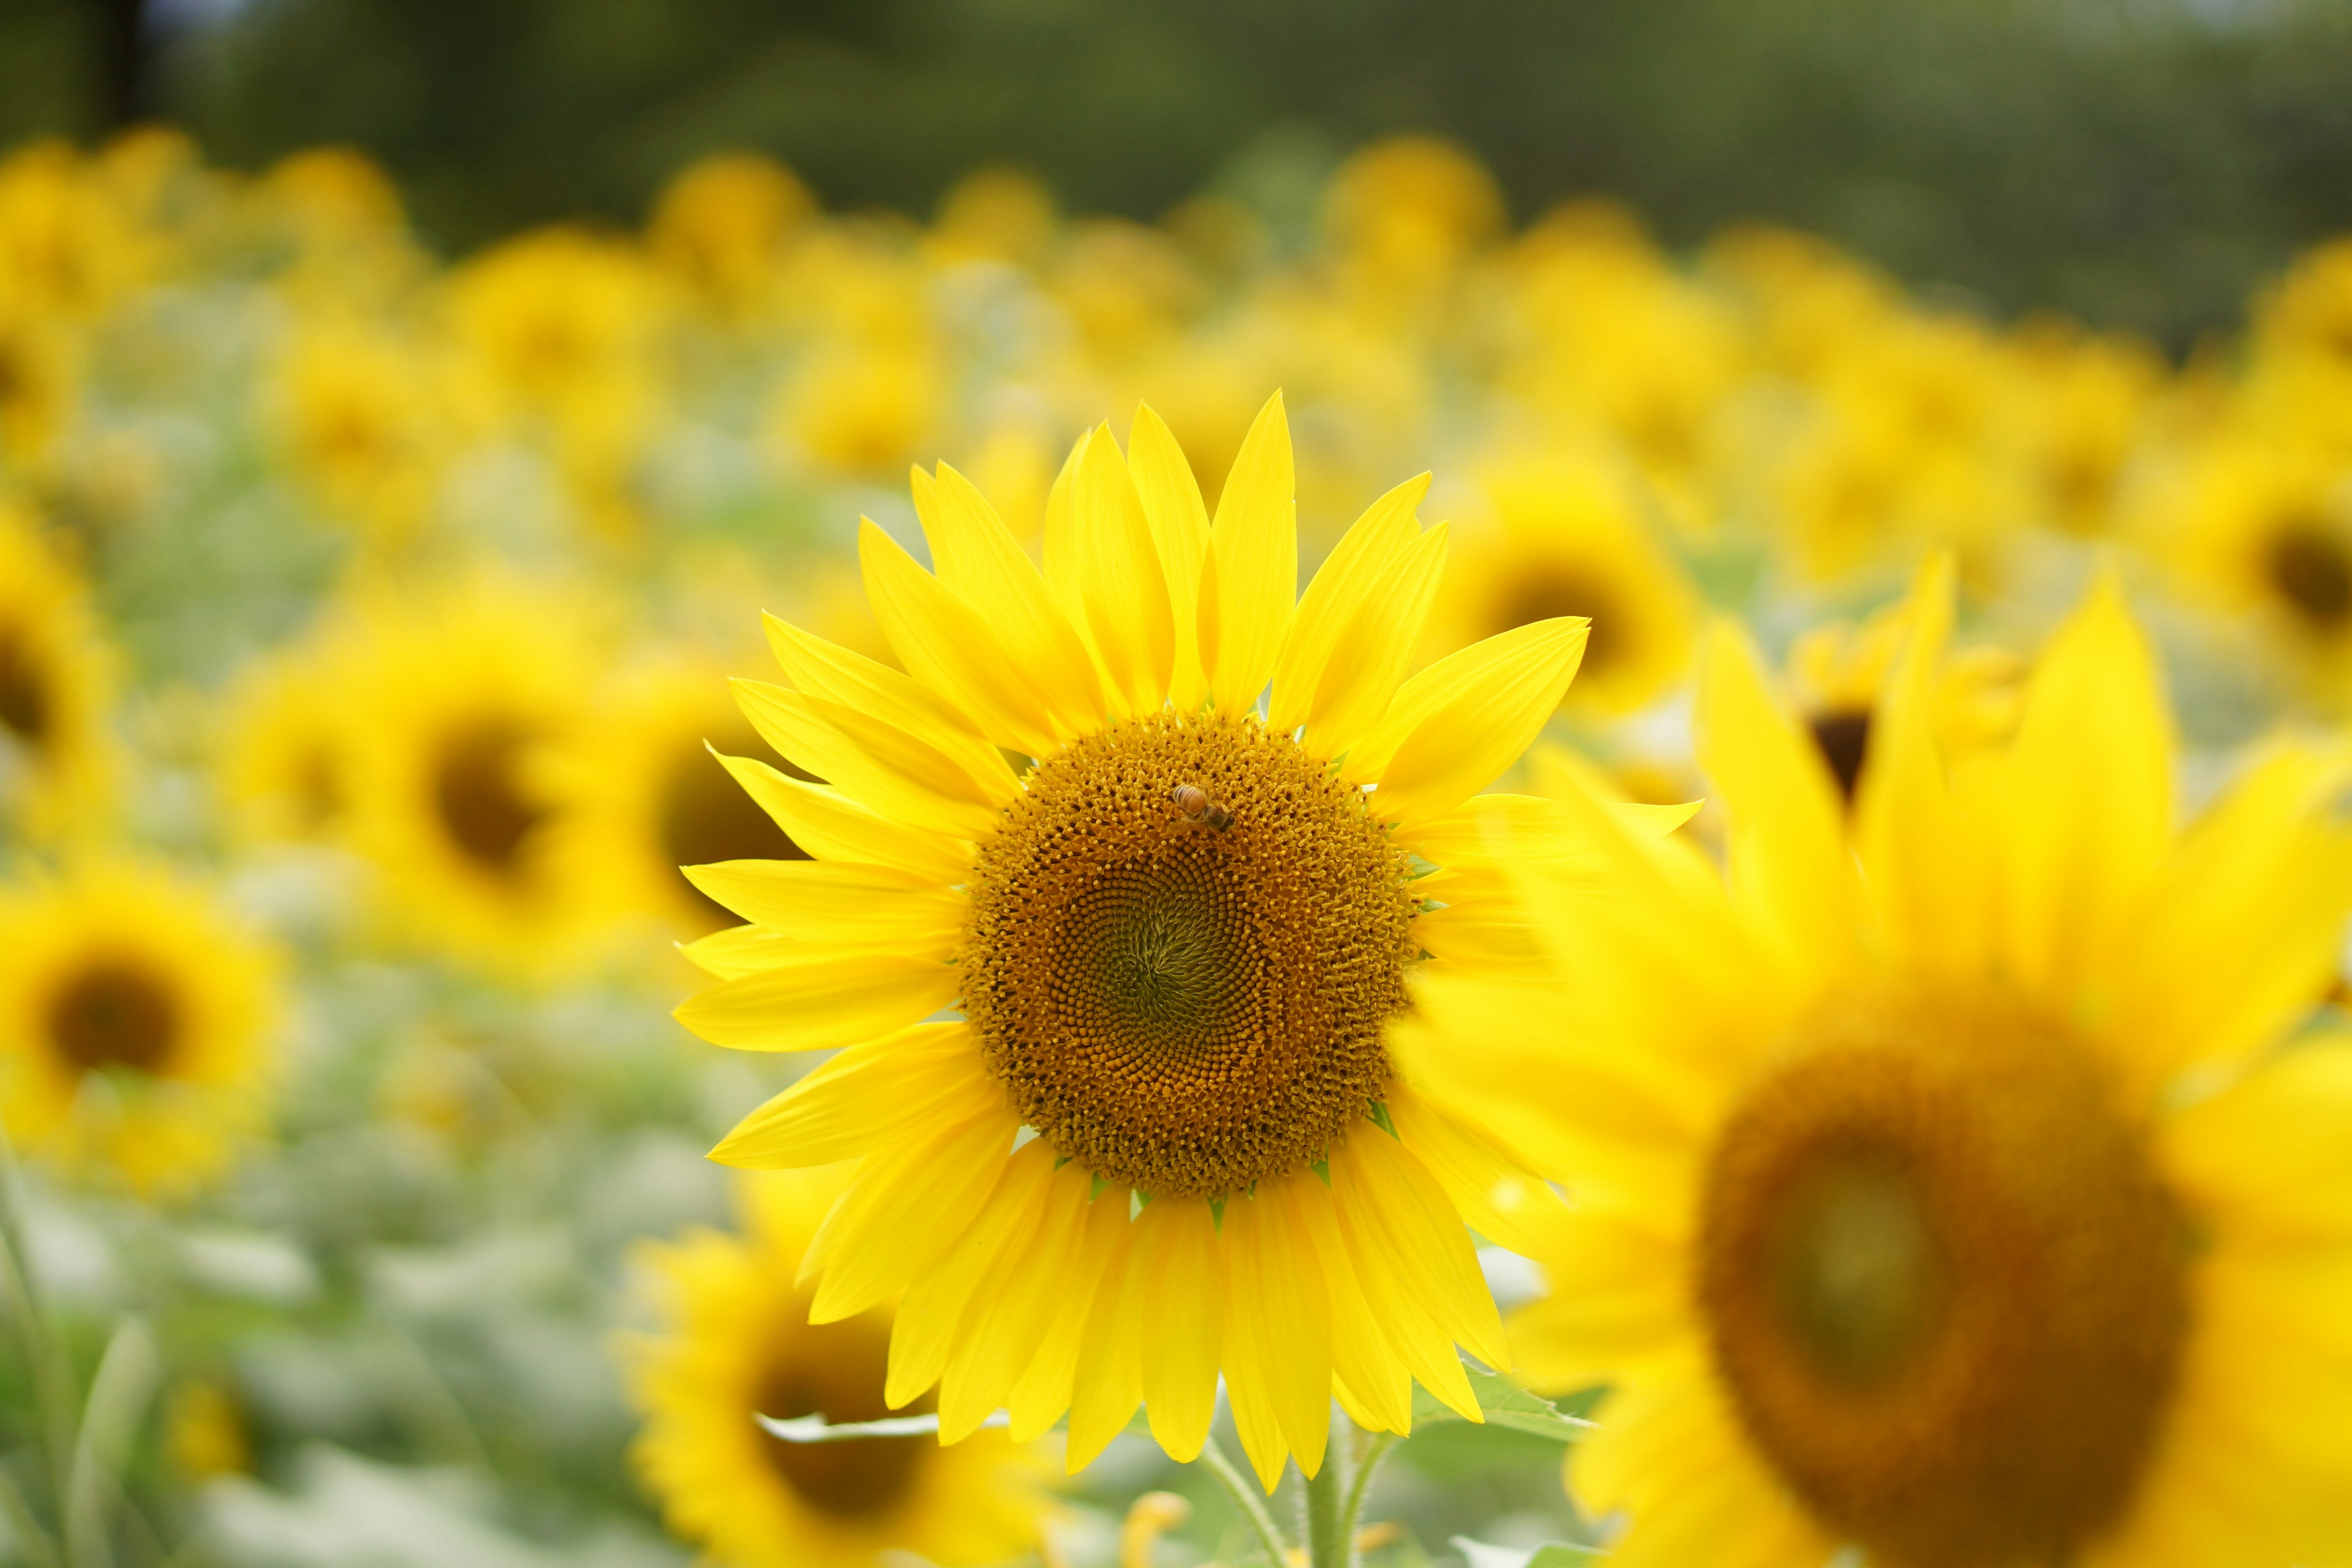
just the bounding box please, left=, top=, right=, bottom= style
left=4, top=123, right=2352, bottom=1568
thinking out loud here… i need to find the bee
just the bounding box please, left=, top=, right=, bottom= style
left=1169, top=783, right=1234, bottom=832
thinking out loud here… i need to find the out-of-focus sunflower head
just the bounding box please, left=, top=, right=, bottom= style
left=0, top=140, right=143, bottom=323
left=336, top=573, right=619, bottom=977
left=255, top=146, right=418, bottom=303
left=1323, top=135, right=1506, bottom=306
left=1434, top=453, right=1699, bottom=716
left=0, top=300, right=74, bottom=471
left=621, top=1167, right=1049, bottom=1568
left=1785, top=594, right=2025, bottom=804
left=447, top=227, right=669, bottom=442
left=1704, top=223, right=1900, bottom=382
left=2253, top=236, right=2352, bottom=374
left=559, top=651, right=813, bottom=947
left=0, top=504, right=115, bottom=839
left=2166, top=437, right=2352, bottom=695
left=649, top=153, right=815, bottom=320
left=0, top=860, right=279, bottom=1199
left=270, top=317, right=445, bottom=538
left=217, top=633, right=358, bottom=848
left=2006, top=319, right=2163, bottom=537
left=926, top=166, right=1058, bottom=271
left=1050, top=219, right=1204, bottom=364
left=776, top=339, right=942, bottom=481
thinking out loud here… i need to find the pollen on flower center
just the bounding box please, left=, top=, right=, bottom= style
left=754, top=1310, right=929, bottom=1520
left=1695, top=987, right=2190, bottom=1568
left=963, top=711, right=1418, bottom=1199
left=48, top=957, right=181, bottom=1075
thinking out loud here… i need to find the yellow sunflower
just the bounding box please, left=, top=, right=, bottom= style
left=215, top=633, right=356, bottom=846
left=337, top=575, right=612, bottom=975
left=623, top=1167, right=1048, bottom=1568
left=1783, top=596, right=2022, bottom=804
left=0, top=503, right=115, bottom=839
left=2163, top=436, right=2352, bottom=701
left=0, top=859, right=279, bottom=1197
left=561, top=652, right=811, bottom=943
left=1398, top=559, right=2352, bottom=1566
left=1430, top=454, right=1698, bottom=717
left=677, top=392, right=1591, bottom=1488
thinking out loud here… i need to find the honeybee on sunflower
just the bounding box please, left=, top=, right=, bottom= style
left=1399, top=559, right=2352, bottom=1567
left=0, top=860, right=279, bottom=1197
left=623, top=1167, right=1048, bottom=1568
left=676, top=392, right=1602, bottom=1488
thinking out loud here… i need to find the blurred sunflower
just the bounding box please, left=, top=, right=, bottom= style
left=677, top=393, right=1594, bottom=1487
left=2165, top=437, right=2352, bottom=699
left=1400, top=560, right=2352, bottom=1567
left=216, top=635, right=355, bottom=846
left=338, top=576, right=611, bottom=974
left=624, top=1167, right=1047, bottom=1568
left=0, top=860, right=279, bottom=1197
left=1433, top=455, right=1698, bottom=717
left=648, top=153, right=813, bottom=322
left=0, top=300, right=74, bottom=470
left=0, top=504, right=115, bottom=839
left=562, top=653, right=810, bottom=941
left=1782, top=596, right=2022, bottom=804
left=270, top=317, right=446, bottom=539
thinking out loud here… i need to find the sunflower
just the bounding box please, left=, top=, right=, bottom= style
left=270, top=317, right=446, bottom=540
left=0, top=503, right=115, bottom=839
left=625, top=1168, right=1047, bottom=1567
left=337, top=576, right=611, bottom=974
left=216, top=633, right=355, bottom=846
left=562, top=652, right=811, bottom=943
left=2164, top=436, right=2352, bottom=702
left=1398, top=559, right=2352, bottom=1567
left=1782, top=597, right=2022, bottom=805
left=1430, top=454, right=1698, bottom=717
left=676, top=393, right=1589, bottom=1489
left=0, top=860, right=279, bottom=1197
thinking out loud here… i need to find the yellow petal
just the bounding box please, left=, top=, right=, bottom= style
left=1126, top=404, right=1212, bottom=711
left=709, top=750, right=972, bottom=883
left=888, top=1136, right=1059, bottom=1408
left=1007, top=1183, right=1129, bottom=1442
left=1063, top=424, right=1177, bottom=715
left=675, top=924, right=794, bottom=980
left=1306, top=521, right=1449, bottom=761
left=673, top=951, right=958, bottom=1053
left=1134, top=1197, right=1224, bottom=1461
left=1291, top=1172, right=1415, bottom=1434
left=859, top=518, right=1062, bottom=757
left=940, top=1155, right=1095, bottom=1441
left=1506, top=1204, right=1695, bottom=1393
left=708, top=1022, right=984, bottom=1168
left=1354, top=619, right=1589, bottom=827
left=802, top=1105, right=1019, bottom=1320
left=2161, top=1038, right=2352, bottom=1246
left=1336, top=1122, right=1507, bottom=1370
left=1326, top=1137, right=1480, bottom=1423
left=1384, top=1081, right=1567, bottom=1257
left=1065, top=1196, right=1145, bottom=1472
left=1202, top=392, right=1297, bottom=716
left=733, top=679, right=1002, bottom=840
left=1222, top=1176, right=1332, bottom=1487
left=913, top=462, right=1107, bottom=736
left=763, top=611, right=1017, bottom=801
left=679, top=859, right=965, bottom=952
left=1995, top=568, right=2173, bottom=998
left=1696, top=620, right=1859, bottom=989
left=1268, top=474, right=1428, bottom=736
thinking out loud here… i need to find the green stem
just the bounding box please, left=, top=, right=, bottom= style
left=1336, top=1428, right=1398, bottom=1557
left=1196, top=1431, right=1291, bottom=1568
left=1303, top=1404, right=1352, bottom=1568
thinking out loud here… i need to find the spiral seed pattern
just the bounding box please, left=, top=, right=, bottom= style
left=964, top=711, right=1417, bottom=1199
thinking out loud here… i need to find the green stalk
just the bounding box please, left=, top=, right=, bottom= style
left=1336, top=1428, right=1398, bottom=1558
left=1195, top=1431, right=1292, bottom=1568
left=1303, top=1404, right=1352, bottom=1568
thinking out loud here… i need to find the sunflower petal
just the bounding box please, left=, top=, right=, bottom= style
left=762, top=611, right=1016, bottom=798
left=1269, top=474, right=1428, bottom=736
left=709, top=1022, right=984, bottom=1168
left=1308, top=520, right=1449, bottom=761
left=1202, top=392, right=1297, bottom=715
left=940, top=1154, right=1093, bottom=1441
left=709, top=750, right=972, bottom=883
left=1129, top=1197, right=1225, bottom=1461
left=1066, top=424, right=1177, bottom=715
left=1127, top=404, right=1213, bottom=711
left=1223, top=1177, right=1332, bottom=1486
left=802, top=1106, right=1019, bottom=1320
left=673, top=952, right=958, bottom=1054
left=888, top=1138, right=1058, bottom=1408
left=733, top=679, right=1001, bottom=840
left=680, top=860, right=964, bottom=950
left=859, top=518, right=1062, bottom=757
left=1355, top=619, right=1589, bottom=827
left=1066, top=1200, right=1146, bottom=1472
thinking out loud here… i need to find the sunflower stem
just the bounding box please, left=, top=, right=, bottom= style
left=1303, top=1404, right=1352, bottom=1568
left=1195, top=1431, right=1291, bottom=1568
left=1335, top=1427, right=1398, bottom=1559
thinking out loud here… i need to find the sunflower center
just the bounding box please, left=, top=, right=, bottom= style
left=2266, top=521, right=2352, bottom=630
left=755, top=1311, right=929, bottom=1521
left=1499, top=567, right=1618, bottom=677
left=432, top=719, right=545, bottom=875
left=48, top=959, right=181, bottom=1076
left=965, top=712, right=1417, bottom=1199
left=660, top=729, right=809, bottom=928
left=1806, top=707, right=1871, bottom=802
left=0, top=624, right=51, bottom=745
left=1695, top=987, right=2189, bottom=1568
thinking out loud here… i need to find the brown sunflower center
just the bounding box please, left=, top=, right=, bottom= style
left=1498, top=567, right=1619, bottom=678
left=755, top=1310, right=930, bottom=1521
left=48, top=959, right=181, bottom=1076
left=432, top=719, right=545, bottom=875
left=2266, top=521, right=2352, bottom=630
left=660, top=727, right=809, bottom=928
left=1806, top=707, right=1871, bottom=802
left=965, top=712, right=1417, bottom=1199
left=0, top=623, right=51, bottom=745
left=1695, top=987, right=2190, bottom=1568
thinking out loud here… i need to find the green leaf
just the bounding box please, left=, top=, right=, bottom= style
left=1526, top=1547, right=1604, bottom=1567
left=1410, top=1366, right=1594, bottom=1444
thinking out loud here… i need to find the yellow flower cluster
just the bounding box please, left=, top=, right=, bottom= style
left=7, top=122, right=2352, bottom=1568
